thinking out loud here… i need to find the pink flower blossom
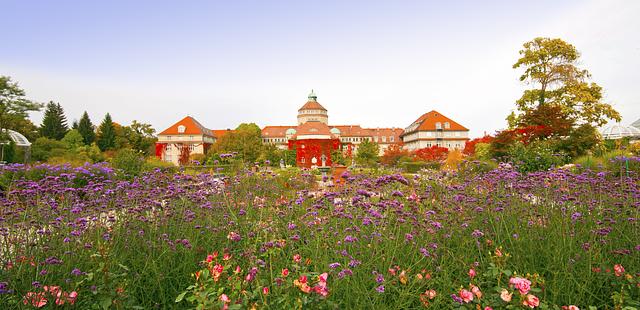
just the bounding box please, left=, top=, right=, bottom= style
left=614, top=264, right=625, bottom=277
left=522, top=294, right=540, bottom=308
left=293, top=254, right=302, bottom=263
left=23, top=292, right=48, bottom=308
left=469, top=268, right=477, bottom=278
left=500, top=289, right=512, bottom=302
left=459, top=289, right=474, bottom=303
left=470, top=285, right=482, bottom=298
left=509, top=277, right=532, bottom=295
left=262, top=287, right=269, bottom=295
left=281, top=268, right=289, bottom=277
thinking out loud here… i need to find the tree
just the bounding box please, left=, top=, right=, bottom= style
left=40, top=101, right=69, bottom=140
left=62, top=129, right=85, bottom=150
left=77, top=111, right=96, bottom=145
left=31, top=137, right=68, bottom=162
left=355, top=140, right=379, bottom=167
left=96, top=113, right=116, bottom=151
left=463, top=135, right=493, bottom=156
left=414, top=145, right=449, bottom=162
left=512, top=37, right=620, bottom=128
left=331, top=149, right=347, bottom=166
left=212, top=123, right=262, bottom=163
left=380, top=143, right=409, bottom=166
left=123, top=120, right=156, bottom=155
left=0, top=76, right=43, bottom=140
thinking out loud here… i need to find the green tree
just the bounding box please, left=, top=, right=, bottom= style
left=96, top=113, right=116, bottom=151
left=0, top=76, right=43, bottom=140
left=77, top=111, right=96, bottom=145
left=123, top=120, right=156, bottom=155
left=62, top=129, right=85, bottom=150
left=31, top=137, right=68, bottom=162
left=212, top=123, right=263, bottom=163
left=512, top=37, right=620, bottom=128
left=40, top=102, right=69, bottom=140
left=331, top=149, right=347, bottom=165
left=356, top=140, right=380, bottom=167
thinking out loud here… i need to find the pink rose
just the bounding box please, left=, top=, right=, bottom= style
left=614, top=264, right=625, bottom=277
left=509, top=277, right=532, bottom=295
left=500, top=289, right=512, bottom=302
left=459, top=289, right=474, bottom=303
left=469, top=268, right=477, bottom=278
left=471, top=285, right=482, bottom=298
left=485, top=307, right=493, bottom=310
left=522, top=294, right=540, bottom=308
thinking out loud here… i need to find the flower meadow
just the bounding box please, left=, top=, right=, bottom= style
left=0, top=163, right=638, bottom=309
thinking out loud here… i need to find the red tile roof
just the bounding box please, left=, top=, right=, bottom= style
left=261, top=126, right=293, bottom=137
left=159, top=116, right=213, bottom=136
left=367, top=127, right=404, bottom=143
left=330, top=125, right=371, bottom=137
left=212, top=129, right=233, bottom=138
left=406, top=110, right=468, bottom=133
left=298, top=100, right=327, bottom=111
left=293, top=122, right=334, bottom=138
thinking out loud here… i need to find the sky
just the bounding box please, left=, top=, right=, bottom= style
left=1, top=0, right=639, bottom=138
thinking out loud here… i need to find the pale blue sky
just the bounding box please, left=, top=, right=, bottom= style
left=1, top=0, right=638, bottom=137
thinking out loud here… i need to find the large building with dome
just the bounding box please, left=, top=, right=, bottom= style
left=155, top=91, right=469, bottom=166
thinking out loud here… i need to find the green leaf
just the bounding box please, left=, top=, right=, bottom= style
left=99, top=297, right=112, bottom=310
left=175, top=291, right=188, bottom=303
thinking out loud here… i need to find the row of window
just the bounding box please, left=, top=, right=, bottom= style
left=299, top=110, right=326, bottom=114
left=435, top=122, right=451, bottom=129
left=263, top=138, right=287, bottom=143
left=373, top=136, right=395, bottom=143
left=165, top=144, right=196, bottom=152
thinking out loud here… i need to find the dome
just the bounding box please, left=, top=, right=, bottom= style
left=285, top=128, right=297, bottom=135
left=600, top=124, right=640, bottom=140
left=2, top=129, right=31, bottom=147
left=330, top=128, right=341, bottom=135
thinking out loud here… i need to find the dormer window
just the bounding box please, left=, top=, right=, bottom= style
left=178, top=125, right=186, bottom=133
left=444, top=122, right=450, bottom=129
left=435, top=122, right=442, bottom=130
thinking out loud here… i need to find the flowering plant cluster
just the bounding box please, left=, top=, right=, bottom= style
left=0, top=163, right=638, bottom=308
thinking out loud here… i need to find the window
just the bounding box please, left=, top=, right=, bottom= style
left=167, top=136, right=172, bottom=141
left=177, top=125, right=186, bottom=133
left=435, top=122, right=442, bottom=129
left=444, top=122, right=450, bottom=129
left=301, top=157, right=306, bottom=163
left=374, top=136, right=378, bottom=142
left=390, top=136, right=394, bottom=142
left=189, top=135, right=194, bottom=140
left=166, top=144, right=172, bottom=151
left=382, top=136, right=386, bottom=143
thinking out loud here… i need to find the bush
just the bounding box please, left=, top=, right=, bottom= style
left=111, top=148, right=145, bottom=176
left=31, top=137, right=68, bottom=162
left=506, top=141, right=567, bottom=173
left=401, top=161, right=439, bottom=173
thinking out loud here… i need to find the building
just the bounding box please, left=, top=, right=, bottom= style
left=155, top=116, right=231, bottom=165
left=401, top=110, right=470, bottom=151
left=156, top=91, right=469, bottom=166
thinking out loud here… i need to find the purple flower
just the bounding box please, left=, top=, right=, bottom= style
left=405, top=233, right=414, bottom=242
left=376, top=285, right=385, bottom=293
left=0, top=282, right=12, bottom=294
left=329, top=262, right=341, bottom=269
left=471, top=229, right=484, bottom=238
left=71, top=268, right=84, bottom=276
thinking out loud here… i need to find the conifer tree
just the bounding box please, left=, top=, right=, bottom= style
left=97, top=113, right=116, bottom=151
left=77, top=111, right=96, bottom=145
left=40, top=101, right=69, bottom=140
